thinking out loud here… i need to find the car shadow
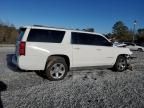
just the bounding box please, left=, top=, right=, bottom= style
left=6, top=54, right=34, bottom=73
left=6, top=54, right=21, bottom=72
left=35, top=71, right=48, bottom=79
left=0, top=81, right=7, bottom=108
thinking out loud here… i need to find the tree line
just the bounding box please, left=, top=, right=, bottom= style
left=0, top=20, right=144, bottom=44
left=0, top=22, right=18, bottom=44
left=105, top=21, right=144, bottom=43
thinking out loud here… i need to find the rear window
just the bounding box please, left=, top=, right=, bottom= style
left=27, top=29, right=65, bottom=43
left=18, top=28, right=26, bottom=41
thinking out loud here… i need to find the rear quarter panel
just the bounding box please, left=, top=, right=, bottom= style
left=17, top=29, right=72, bottom=70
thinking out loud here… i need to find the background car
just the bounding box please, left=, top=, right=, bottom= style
left=113, top=42, right=127, bottom=47
left=124, top=42, right=144, bottom=52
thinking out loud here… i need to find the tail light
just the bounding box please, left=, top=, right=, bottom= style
left=19, top=41, right=25, bottom=56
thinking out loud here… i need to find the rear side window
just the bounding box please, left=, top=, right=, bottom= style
left=27, top=29, right=65, bottom=43
left=18, top=28, right=26, bottom=41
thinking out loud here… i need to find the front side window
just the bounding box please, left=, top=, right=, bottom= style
left=94, top=35, right=112, bottom=46
left=71, top=32, right=111, bottom=46
left=27, top=29, right=65, bottom=43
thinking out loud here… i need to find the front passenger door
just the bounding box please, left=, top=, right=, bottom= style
left=71, top=33, right=114, bottom=67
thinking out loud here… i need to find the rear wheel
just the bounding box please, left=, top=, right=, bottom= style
left=113, top=56, right=127, bottom=72
left=45, top=56, right=68, bottom=81
left=138, top=48, right=143, bottom=52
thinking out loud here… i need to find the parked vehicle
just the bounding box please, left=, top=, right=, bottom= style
left=124, top=42, right=144, bottom=52
left=12, top=25, right=132, bottom=80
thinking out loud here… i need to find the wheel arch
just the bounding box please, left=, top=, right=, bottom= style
left=45, top=54, right=70, bottom=71
left=114, top=54, right=129, bottom=64
left=118, top=54, right=129, bottom=58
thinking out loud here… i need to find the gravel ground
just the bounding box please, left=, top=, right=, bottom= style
left=0, top=47, right=144, bottom=108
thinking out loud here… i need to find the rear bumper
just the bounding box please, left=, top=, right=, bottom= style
left=12, top=55, right=46, bottom=70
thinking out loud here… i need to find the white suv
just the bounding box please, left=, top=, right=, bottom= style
left=12, top=25, right=132, bottom=80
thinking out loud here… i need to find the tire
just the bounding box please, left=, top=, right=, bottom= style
left=113, top=56, right=127, bottom=72
left=45, top=56, right=68, bottom=81
left=138, top=48, right=143, bottom=52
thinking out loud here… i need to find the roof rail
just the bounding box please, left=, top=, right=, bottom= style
left=33, top=25, right=67, bottom=29
left=33, top=25, right=49, bottom=27
left=32, top=25, right=95, bottom=32
left=32, top=25, right=74, bottom=31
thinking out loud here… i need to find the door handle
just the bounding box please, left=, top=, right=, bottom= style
left=74, top=48, right=80, bottom=50
left=96, top=49, right=102, bottom=51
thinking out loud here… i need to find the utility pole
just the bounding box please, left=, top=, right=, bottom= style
left=133, top=20, right=137, bottom=43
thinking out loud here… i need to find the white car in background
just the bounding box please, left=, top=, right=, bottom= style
left=124, top=42, right=144, bottom=52
left=113, top=42, right=127, bottom=47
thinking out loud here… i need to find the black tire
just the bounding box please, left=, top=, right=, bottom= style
left=45, top=56, right=68, bottom=81
left=113, top=56, right=127, bottom=72
left=138, top=48, right=143, bottom=52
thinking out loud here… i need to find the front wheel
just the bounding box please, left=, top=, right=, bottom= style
left=113, top=56, right=127, bottom=72
left=45, top=56, right=68, bottom=81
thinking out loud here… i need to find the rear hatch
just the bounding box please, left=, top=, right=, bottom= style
left=15, top=28, right=26, bottom=56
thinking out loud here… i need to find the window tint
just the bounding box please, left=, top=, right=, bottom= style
left=72, top=32, right=92, bottom=45
left=94, top=35, right=112, bottom=46
left=71, top=32, right=111, bottom=46
left=27, top=29, right=65, bottom=43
